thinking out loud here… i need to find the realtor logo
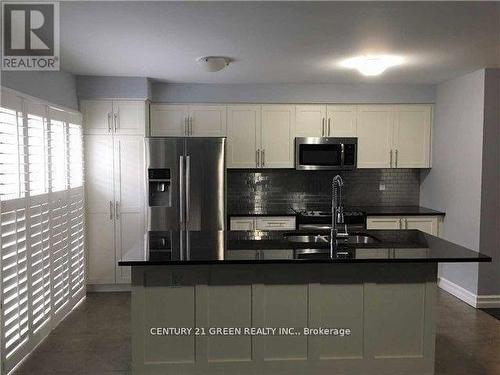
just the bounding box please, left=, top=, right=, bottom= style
left=2, top=2, right=60, bottom=70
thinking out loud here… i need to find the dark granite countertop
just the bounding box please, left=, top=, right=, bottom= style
left=361, top=206, right=445, bottom=216
left=228, top=205, right=445, bottom=217
left=119, top=229, right=489, bottom=265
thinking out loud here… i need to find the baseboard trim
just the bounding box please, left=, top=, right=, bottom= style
left=438, top=277, right=500, bottom=308
left=87, top=284, right=131, bottom=292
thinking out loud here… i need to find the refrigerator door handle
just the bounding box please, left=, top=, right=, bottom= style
left=186, top=155, right=191, bottom=224
left=179, top=155, right=185, bottom=225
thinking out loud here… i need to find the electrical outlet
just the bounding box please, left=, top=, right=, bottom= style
left=379, top=183, right=386, bottom=191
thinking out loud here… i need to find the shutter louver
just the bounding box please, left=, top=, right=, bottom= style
left=28, top=194, right=51, bottom=332
left=49, top=120, right=66, bottom=192
left=1, top=199, right=29, bottom=358
left=0, top=105, right=25, bottom=200
left=50, top=192, right=70, bottom=313
left=69, top=188, right=85, bottom=295
left=27, top=113, right=48, bottom=196
left=68, top=124, right=83, bottom=188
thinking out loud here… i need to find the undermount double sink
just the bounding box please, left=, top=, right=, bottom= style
left=283, top=233, right=380, bottom=245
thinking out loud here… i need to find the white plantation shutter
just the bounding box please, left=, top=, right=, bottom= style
left=49, top=192, right=70, bottom=315
left=0, top=95, right=25, bottom=200
left=68, top=124, right=83, bottom=188
left=26, top=108, right=49, bottom=196
left=68, top=187, right=85, bottom=296
left=0, top=89, right=86, bottom=374
left=27, top=194, right=51, bottom=333
left=49, top=120, right=67, bottom=192
left=0, top=199, right=29, bottom=360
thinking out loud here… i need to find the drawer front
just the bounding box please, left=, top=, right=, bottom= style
left=255, top=216, right=296, bottom=231
left=366, top=216, right=402, bottom=230
left=230, top=217, right=255, bottom=231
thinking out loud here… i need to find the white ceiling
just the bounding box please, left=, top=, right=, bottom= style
left=60, top=1, right=500, bottom=84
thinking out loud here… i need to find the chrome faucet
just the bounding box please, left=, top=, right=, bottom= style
left=331, top=175, right=348, bottom=240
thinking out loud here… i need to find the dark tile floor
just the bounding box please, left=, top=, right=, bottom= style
left=12, top=290, right=500, bottom=375
left=480, top=308, right=500, bottom=320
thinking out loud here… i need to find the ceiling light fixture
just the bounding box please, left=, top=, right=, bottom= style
left=339, top=55, right=404, bottom=76
left=197, top=56, right=231, bottom=72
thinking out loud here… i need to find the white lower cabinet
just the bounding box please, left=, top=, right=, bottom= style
left=404, top=216, right=440, bottom=236
left=230, top=216, right=296, bottom=231
left=85, top=134, right=145, bottom=285
left=366, top=216, right=402, bottom=230
left=230, top=217, right=256, bottom=230
left=367, top=215, right=441, bottom=236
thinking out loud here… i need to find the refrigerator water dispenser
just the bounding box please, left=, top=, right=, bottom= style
left=148, top=169, right=171, bottom=207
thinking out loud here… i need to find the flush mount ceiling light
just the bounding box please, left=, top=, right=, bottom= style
left=197, top=56, right=231, bottom=72
left=339, top=55, right=404, bottom=76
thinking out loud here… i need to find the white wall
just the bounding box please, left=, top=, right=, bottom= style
left=1, top=70, right=78, bottom=110
left=76, top=75, right=150, bottom=100
left=478, top=68, right=500, bottom=296
left=151, top=82, right=435, bottom=103
left=420, top=69, right=486, bottom=294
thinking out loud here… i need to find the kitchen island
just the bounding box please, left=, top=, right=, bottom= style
left=119, top=230, right=490, bottom=375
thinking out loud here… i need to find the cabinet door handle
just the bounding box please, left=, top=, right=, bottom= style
left=256, top=149, right=260, bottom=167
left=109, top=201, right=113, bottom=220
left=395, top=149, right=398, bottom=168
left=261, top=149, right=265, bottom=167
left=113, top=113, right=118, bottom=132
left=107, top=113, right=112, bottom=133
left=186, top=155, right=191, bottom=224
left=179, top=156, right=185, bottom=224
left=404, top=218, right=408, bottom=229
left=390, top=149, right=393, bottom=168
left=184, top=117, right=188, bottom=135
left=189, top=117, right=193, bottom=135
left=328, top=118, right=331, bottom=136
left=321, top=118, right=325, bottom=137
left=115, top=201, right=120, bottom=220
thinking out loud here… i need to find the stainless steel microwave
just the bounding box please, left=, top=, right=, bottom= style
left=295, top=137, right=357, bottom=170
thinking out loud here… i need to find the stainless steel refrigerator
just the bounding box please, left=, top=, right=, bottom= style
left=145, top=137, right=226, bottom=254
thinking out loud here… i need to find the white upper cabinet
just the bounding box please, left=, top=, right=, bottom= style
left=81, top=99, right=145, bottom=135
left=150, top=102, right=432, bottom=169
left=81, top=100, right=113, bottom=134
left=357, top=104, right=432, bottom=169
left=326, top=105, right=357, bottom=137
left=260, top=105, right=295, bottom=168
left=150, top=104, right=188, bottom=136
left=189, top=105, right=227, bottom=136
left=150, top=104, right=226, bottom=136
left=295, top=105, right=326, bottom=137
left=227, top=105, right=261, bottom=168
left=112, top=100, right=146, bottom=135
left=393, top=105, right=432, bottom=168
left=357, top=105, right=394, bottom=168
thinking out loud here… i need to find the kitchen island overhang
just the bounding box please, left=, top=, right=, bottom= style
left=120, top=230, right=491, bottom=375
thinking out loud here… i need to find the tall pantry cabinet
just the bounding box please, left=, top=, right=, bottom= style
left=81, top=100, right=147, bottom=286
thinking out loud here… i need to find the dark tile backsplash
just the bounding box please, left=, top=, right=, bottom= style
left=228, top=169, right=420, bottom=214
